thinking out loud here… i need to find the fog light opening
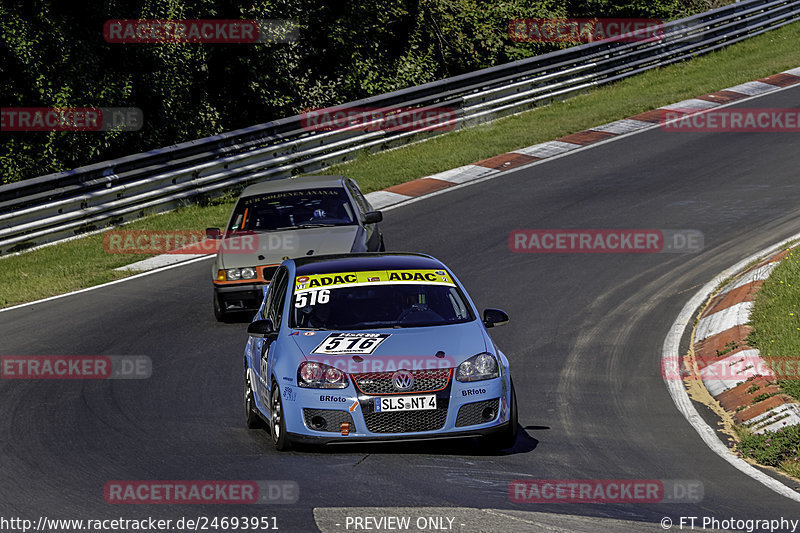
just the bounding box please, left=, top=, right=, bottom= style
left=310, top=416, right=327, bottom=430
left=481, top=406, right=496, bottom=421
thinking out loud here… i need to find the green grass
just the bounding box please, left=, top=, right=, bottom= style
left=0, top=199, right=233, bottom=307
left=748, top=248, right=800, bottom=401
left=736, top=425, right=800, bottom=470
left=1, top=21, right=799, bottom=308
left=744, top=247, right=800, bottom=479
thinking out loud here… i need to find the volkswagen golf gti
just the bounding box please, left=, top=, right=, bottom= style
left=242, top=252, right=517, bottom=450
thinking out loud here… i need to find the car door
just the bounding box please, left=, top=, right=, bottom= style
left=255, top=266, right=289, bottom=404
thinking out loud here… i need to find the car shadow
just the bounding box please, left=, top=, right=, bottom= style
left=218, top=311, right=257, bottom=324
left=289, top=423, right=543, bottom=456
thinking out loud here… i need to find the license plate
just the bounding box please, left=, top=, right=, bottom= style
left=374, top=395, right=437, bottom=412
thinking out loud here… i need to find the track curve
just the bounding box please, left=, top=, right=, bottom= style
left=1, top=86, right=799, bottom=531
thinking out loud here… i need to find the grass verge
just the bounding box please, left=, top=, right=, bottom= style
left=736, top=425, right=800, bottom=478
left=1, top=22, right=799, bottom=308
left=736, top=247, right=800, bottom=478
left=748, top=248, right=800, bottom=401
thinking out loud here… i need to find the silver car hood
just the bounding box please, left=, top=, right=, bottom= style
left=217, top=226, right=359, bottom=269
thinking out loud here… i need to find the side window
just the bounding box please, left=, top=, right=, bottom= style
left=262, top=272, right=279, bottom=319
left=267, top=267, right=289, bottom=328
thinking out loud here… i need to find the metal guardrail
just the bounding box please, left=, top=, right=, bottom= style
left=1, top=0, right=798, bottom=255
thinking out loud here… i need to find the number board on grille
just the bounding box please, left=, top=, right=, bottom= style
left=312, top=333, right=390, bottom=355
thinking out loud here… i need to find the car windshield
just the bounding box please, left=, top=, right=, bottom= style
left=228, top=187, right=356, bottom=232
left=289, top=270, right=474, bottom=330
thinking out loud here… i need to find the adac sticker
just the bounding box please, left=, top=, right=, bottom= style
left=294, top=269, right=454, bottom=293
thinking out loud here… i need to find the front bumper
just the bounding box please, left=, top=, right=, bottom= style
left=279, top=375, right=510, bottom=445
left=287, top=420, right=511, bottom=446
left=214, top=282, right=264, bottom=312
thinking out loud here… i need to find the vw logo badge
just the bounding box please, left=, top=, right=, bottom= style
left=392, top=371, right=414, bottom=391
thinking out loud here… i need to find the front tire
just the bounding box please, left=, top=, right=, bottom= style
left=270, top=383, right=291, bottom=451
left=486, top=379, right=518, bottom=450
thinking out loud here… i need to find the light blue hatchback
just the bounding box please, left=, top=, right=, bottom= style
left=243, top=252, right=517, bottom=451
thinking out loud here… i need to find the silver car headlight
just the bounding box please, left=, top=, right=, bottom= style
left=456, top=352, right=499, bottom=382
left=226, top=267, right=257, bottom=281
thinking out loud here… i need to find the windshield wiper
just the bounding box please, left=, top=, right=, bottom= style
left=296, top=223, right=338, bottom=228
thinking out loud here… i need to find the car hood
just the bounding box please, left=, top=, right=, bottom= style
left=290, top=321, right=489, bottom=372
left=218, top=226, right=359, bottom=269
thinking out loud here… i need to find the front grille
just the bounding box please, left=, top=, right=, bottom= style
left=303, top=409, right=355, bottom=433
left=456, top=398, right=499, bottom=427
left=262, top=266, right=279, bottom=282
left=352, top=368, right=452, bottom=395
left=363, top=399, right=449, bottom=433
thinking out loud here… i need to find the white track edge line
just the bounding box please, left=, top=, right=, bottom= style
left=662, top=233, right=800, bottom=503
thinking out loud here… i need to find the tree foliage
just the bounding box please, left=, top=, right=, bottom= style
left=1, top=0, right=719, bottom=183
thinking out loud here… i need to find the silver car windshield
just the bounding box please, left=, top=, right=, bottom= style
left=229, top=188, right=357, bottom=232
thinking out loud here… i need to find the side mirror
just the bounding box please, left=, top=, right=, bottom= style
left=206, top=227, right=221, bottom=240
left=363, top=211, right=383, bottom=224
left=483, top=308, right=509, bottom=328
left=247, top=319, right=277, bottom=338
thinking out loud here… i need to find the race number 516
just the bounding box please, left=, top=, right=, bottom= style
left=295, top=289, right=330, bottom=307
left=312, top=333, right=390, bottom=355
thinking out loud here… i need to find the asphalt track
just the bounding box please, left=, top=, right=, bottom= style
left=1, top=86, right=799, bottom=532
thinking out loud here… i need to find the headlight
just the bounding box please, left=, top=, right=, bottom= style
left=225, top=267, right=257, bottom=281
left=298, top=361, right=348, bottom=389
left=456, top=352, right=499, bottom=382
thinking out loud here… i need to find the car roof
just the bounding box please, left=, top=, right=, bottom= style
left=293, top=253, right=446, bottom=275
left=239, top=175, right=347, bottom=197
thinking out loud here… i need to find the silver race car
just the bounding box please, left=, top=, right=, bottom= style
left=209, top=175, right=384, bottom=321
